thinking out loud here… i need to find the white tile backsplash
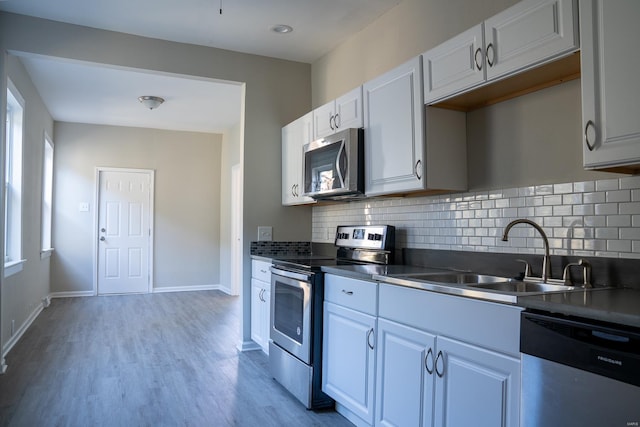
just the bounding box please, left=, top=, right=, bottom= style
left=312, top=178, right=640, bottom=259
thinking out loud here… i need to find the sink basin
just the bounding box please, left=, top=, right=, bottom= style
left=396, top=272, right=515, bottom=285
left=467, top=281, right=576, bottom=293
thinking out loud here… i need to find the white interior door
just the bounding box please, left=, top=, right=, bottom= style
left=97, top=169, right=152, bottom=295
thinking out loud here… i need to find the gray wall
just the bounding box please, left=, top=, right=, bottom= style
left=0, top=11, right=312, bottom=347
left=51, top=122, right=222, bottom=293
left=1, top=55, right=54, bottom=352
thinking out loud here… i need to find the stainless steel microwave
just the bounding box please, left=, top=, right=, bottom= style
left=302, top=128, right=364, bottom=199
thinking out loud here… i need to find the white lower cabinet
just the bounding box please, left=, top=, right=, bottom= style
left=250, top=279, right=270, bottom=354
left=323, top=302, right=376, bottom=424
left=322, top=274, right=378, bottom=426
left=376, top=283, right=522, bottom=427
left=323, top=277, right=522, bottom=427
left=250, top=260, right=271, bottom=354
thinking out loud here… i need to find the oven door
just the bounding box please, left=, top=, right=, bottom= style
left=270, top=266, right=313, bottom=364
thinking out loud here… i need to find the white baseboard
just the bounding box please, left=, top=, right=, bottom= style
left=237, top=340, right=261, bottom=352
left=2, top=301, right=45, bottom=359
left=50, top=290, right=95, bottom=298
left=152, top=284, right=226, bottom=294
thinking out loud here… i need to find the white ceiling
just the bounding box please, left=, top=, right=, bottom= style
left=0, top=0, right=401, bottom=133
left=19, top=54, right=243, bottom=134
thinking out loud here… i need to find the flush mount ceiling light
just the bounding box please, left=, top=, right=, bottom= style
left=138, top=96, right=165, bottom=110
left=271, top=24, right=293, bottom=34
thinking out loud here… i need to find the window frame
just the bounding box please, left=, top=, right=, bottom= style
left=41, top=132, right=54, bottom=258
left=4, top=79, right=25, bottom=277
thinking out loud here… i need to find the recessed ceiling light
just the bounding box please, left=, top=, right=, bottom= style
left=271, top=24, right=293, bottom=34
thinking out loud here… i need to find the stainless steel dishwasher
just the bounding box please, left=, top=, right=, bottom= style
left=520, top=310, right=640, bottom=427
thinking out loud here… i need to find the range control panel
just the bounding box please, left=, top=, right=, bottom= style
left=334, top=225, right=395, bottom=251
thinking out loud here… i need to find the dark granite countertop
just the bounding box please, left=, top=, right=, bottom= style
left=517, top=287, right=640, bottom=329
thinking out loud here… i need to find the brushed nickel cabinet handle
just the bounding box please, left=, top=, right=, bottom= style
left=341, top=289, right=354, bottom=295
left=425, top=348, right=435, bottom=374
left=435, top=351, right=444, bottom=378
left=486, top=43, right=495, bottom=67
left=329, top=114, right=335, bottom=131
left=367, top=328, right=375, bottom=350
left=415, top=159, right=422, bottom=180
left=474, top=47, right=483, bottom=70
left=334, top=113, right=341, bottom=129
left=585, top=120, right=596, bottom=152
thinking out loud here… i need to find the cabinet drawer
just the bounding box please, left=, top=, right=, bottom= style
left=325, top=274, right=377, bottom=315
left=251, top=259, right=272, bottom=283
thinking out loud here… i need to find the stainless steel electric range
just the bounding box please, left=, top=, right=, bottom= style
left=269, top=225, right=395, bottom=409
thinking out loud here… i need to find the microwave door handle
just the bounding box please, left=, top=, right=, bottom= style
left=335, top=142, right=346, bottom=188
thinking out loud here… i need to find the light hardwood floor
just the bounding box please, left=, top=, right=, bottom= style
left=0, top=291, right=353, bottom=427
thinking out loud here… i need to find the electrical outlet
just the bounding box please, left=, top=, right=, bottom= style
left=258, top=226, right=273, bottom=241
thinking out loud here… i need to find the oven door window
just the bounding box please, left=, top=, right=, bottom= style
left=273, top=282, right=305, bottom=345
left=304, top=140, right=346, bottom=194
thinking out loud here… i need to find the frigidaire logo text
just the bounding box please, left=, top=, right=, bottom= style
left=597, top=355, right=623, bottom=366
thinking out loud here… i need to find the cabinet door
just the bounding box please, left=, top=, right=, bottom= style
left=433, top=336, right=521, bottom=427
left=581, top=0, right=640, bottom=170
left=250, top=279, right=269, bottom=352
left=334, top=86, right=363, bottom=131
left=375, top=318, right=436, bottom=427
left=261, top=288, right=270, bottom=355
left=484, top=0, right=578, bottom=81
left=282, top=113, right=315, bottom=205
left=363, top=56, right=425, bottom=196
left=323, top=302, right=376, bottom=425
left=313, top=100, right=336, bottom=140
left=423, top=24, right=485, bottom=104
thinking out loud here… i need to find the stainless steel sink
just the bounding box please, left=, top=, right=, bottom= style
left=467, top=281, right=576, bottom=293
left=376, top=271, right=583, bottom=304
left=395, top=272, right=515, bottom=285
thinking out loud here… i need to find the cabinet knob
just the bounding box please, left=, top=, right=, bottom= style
left=584, top=120, right=596, bottom=152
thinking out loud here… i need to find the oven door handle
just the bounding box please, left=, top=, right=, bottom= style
left=270, top=266, right=313, bottom=282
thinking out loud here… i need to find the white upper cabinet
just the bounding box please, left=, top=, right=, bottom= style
left=485, top=0, right=578, bottom=80
left=364, top=57, right=467, bottom=197
left=282, top=113, right=316, bottom=206
left=581, top=0, right=640, bottom=172
left=423, top=24, right=486, bottom=104
left=423, top=0, right=579, bottom=105
left=363, top=57, right=425, bottom=196
left=313, top=86, right=364, bottom=140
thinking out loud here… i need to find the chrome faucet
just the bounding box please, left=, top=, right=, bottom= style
left=502, top=219, right=551, bottom=283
